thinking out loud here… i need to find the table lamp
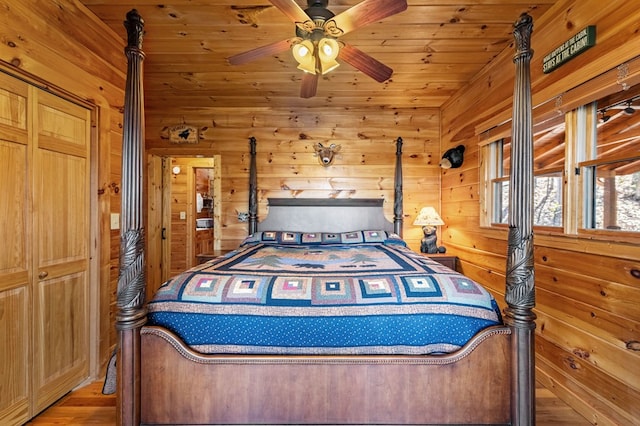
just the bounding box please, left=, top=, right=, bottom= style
left=413, top=207, right=446, bottom=254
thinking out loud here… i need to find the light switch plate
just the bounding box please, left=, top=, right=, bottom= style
left=180, top=211, right=186, bottom=220
left=110, top=213, right=120, bottom=230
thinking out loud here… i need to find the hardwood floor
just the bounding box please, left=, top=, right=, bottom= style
left=25, top=381, right=116, bottom=425
left=25, top=380, right=590, bottom=425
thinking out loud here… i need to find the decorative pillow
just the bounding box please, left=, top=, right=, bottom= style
left=383, top=232, right=406, bottom=246
left=301, top=232, right=322, bottom=244
left=363, top=230, right=386, bottom=243
left=278, top=231, right=300, bottom=244
left=340, top=231, right=364, bottom=244
left=321, top=233, right=341, bottom=244
left=261, top=231, right=277, bottom=242
left=240, top=230, right=405, bottom=247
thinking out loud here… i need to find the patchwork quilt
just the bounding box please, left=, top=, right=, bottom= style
left=147, top=230, right=502, bottom=355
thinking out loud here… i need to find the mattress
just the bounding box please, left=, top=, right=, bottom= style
left=147, top=230, right=502, bottom=355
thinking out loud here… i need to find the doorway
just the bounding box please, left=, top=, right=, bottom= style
left=146, top=155, right=221, bottom=295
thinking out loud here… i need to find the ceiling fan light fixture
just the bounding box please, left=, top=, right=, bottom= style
left=228, top=0, right=408, bottom=98
left=319, top=38, right=338, bottom=58
left=293, top=39, right=314, bottom=61
left=293, top=39, right=317, bottom=74
left=318, top=38, right=340, bottom=74
left=319, top=57, right=339, bottom=74
left=297, top=57, right=317, bottom=74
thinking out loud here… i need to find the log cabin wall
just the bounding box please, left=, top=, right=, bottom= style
left=0, top=1, right=126, bottom=375
left=4, top=1, right=639, bottom=423
left=145, top=107, right=441, bottom=254
left=441, top=0, right=640, bottom=423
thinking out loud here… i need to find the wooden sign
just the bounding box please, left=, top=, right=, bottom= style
left=168, top=124, right=199, bottom=144
left=543, top=26, right=596, bottom=74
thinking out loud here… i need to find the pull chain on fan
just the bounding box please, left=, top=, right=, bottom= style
left=227, top=0, right=407, bottom=98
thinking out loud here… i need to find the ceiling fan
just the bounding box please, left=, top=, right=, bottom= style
left=227, top=0, right=408, bottom=98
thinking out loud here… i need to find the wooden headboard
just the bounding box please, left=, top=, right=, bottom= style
left=247, top=136, right=404, bottom=236
left=257, top=198, right=395, bottom=233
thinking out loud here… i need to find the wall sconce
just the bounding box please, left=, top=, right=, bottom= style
left=413, top=206, right=446, bottom=254
left=172, top=165, right=181, bottom=175
left=439, top=145, right=465, bottom=169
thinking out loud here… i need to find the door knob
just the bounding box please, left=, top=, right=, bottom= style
left=38, top=271, right=48, bottom=279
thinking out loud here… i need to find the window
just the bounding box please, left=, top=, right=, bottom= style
left=580, top=92, right=640, bottom=232
left=488, top=137, right=510, bottom=224
left=584, top=161, right=640, bottom=231
left=534, top=170, right=563, bottom=227
left=484, top=115, right=565, bottom=228
left=481, top=80, right=640, bottom=237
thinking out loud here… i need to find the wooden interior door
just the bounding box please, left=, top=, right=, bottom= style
left=147, top=155, right=222, bottom=292
left=30, top=89, right=91, bottom=414
left=146, top=155, right=165, bottom=298
left=0, top=72, right=31, bottom=426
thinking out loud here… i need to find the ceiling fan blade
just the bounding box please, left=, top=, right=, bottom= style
left=269, top=0, right=313, bottom=29
left=300, top=73, right=318, bottom=98
left=227, top=39, right=293, bottom=65
left=328, top=0, right=407, bottom=36
left=338, top=43, right=393, bottom=83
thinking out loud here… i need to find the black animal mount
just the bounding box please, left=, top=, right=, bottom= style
left=440, top=145, right=465, bottom=169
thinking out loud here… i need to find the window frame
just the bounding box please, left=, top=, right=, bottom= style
left=480, top=91, right=640, bottom=242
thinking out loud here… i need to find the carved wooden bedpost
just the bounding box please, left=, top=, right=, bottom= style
left=116, top=9, right=146, bottom=426
left=393, top=137, right=403, bottom=236
left=248, top=136, right=258, bottom=234
left=505, top=13, right=536, bottom=426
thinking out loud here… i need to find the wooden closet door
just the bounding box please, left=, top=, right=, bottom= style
left=31, top=89, right=91, bottom=414
left=0, top=74, right=31, bottom=426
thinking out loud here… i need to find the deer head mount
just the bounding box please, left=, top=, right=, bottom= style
left=314, top=142, right=341, bottom=166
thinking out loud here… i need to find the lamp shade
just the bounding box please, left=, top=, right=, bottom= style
left=413, top=207, right=444, bottom=226
left=293, top=40, right=316, bottom=74
left=318, top=38, right=340, bottom=74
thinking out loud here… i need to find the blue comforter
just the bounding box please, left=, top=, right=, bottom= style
left=147, top=230, right=502, bottom=355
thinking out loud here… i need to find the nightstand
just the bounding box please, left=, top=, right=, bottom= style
left=423, top=253, right=458, bottom=271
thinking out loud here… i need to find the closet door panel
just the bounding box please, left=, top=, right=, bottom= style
left=0, top=140, right=28, bottom=285
left=31, top=90, right=90, bottom=413
left=0, top=77, right=30, bottom=426
left=0, top=288, right=29, bottom=425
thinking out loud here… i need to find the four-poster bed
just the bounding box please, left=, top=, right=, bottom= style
left=116, top=9, right=536, bottom=426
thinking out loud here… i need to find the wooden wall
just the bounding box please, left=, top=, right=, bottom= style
left=441, top=0, right=640, bottom=423
left=0, top=1, right=126, bottom=374
left=5, top=2, right=639, bottom=423
left=145, top=107, right=442, bottom=254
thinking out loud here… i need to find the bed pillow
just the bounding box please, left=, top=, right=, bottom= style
left=241, top=230, right=404, bottom=246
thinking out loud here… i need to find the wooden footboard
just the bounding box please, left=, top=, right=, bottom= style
left=140, top=325, right=512, bottom=425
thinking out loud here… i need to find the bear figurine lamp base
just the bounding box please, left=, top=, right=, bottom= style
left=413, top=207, right=446, bottom=254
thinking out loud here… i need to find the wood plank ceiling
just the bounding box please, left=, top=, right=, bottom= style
left=78, top=0, right=558, bottom=112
